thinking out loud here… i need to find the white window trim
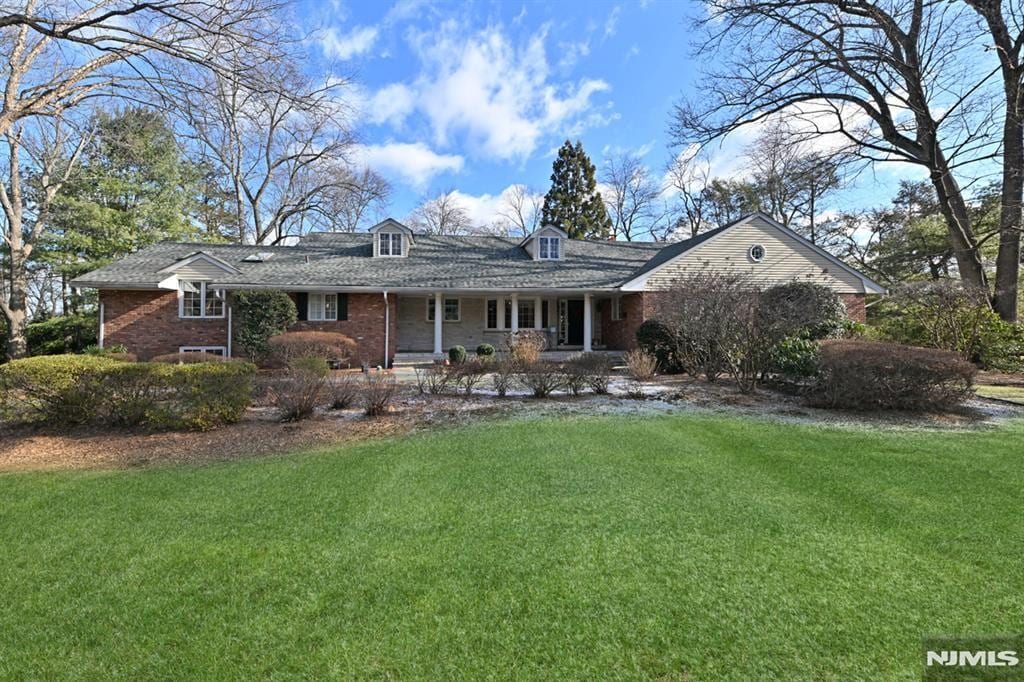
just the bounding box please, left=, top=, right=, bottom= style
left=427, top=297, right=461, bottom=322
left=611, top=297, right=624, bottom=321
left=179, top=346, right=227, bottom=356
left=749, top=244, right=767, bottom=263
left=308, top=293, right=339, bottom=321
left=378, top=232, right=404, bottom=257
left=178, top=281, right=225, bottom=319
left=538, top=235, right=561, bottom=260
left=485, top=298, right=501, bottom=330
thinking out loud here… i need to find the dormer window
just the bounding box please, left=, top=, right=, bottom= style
left=379, top=232, right=403, bottom=256
left=538, top=236, right=560, bottom=260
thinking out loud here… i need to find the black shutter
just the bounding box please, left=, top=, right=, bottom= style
left=296, top=292, right=308, bottom=321
left=338, top=293, right=348, bottom=320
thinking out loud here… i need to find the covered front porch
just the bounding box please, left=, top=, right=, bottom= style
left=395, top=291, right=626, bottom=357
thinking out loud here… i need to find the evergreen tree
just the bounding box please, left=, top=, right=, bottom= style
left=541, top=140, right=613, bottom=239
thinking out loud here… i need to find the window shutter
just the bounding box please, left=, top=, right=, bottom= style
left=296, top=292, right=308, bottom=321
left=338, top=293, right=348, bottom=320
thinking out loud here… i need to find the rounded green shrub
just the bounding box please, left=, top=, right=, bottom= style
left=449, top=345, right=467, bottom=364
left=475, top=343, right=495, bottom=358
left=235, top=289, right=298, bottom=366
left=636, top=319, right=681, bottom=373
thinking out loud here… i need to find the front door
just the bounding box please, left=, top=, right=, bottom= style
left=566, top=299, right=584, bottom=346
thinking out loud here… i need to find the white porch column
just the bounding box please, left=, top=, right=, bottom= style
left=533, top=297, right=542, bottom=329
left=583, top=293, right=593, bottom=352
left=510, top=294, right=519, bottom=332
left=433, top=291, right=443, bottom=356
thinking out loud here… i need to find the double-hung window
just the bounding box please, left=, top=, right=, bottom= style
left=427, top=297, right=460, bottom=322
left=611, top=298, right=625, bottom=321
left=180, top=281, right=224, bottom=318
left=379, top=232, right=403, bottom=256
left=538, top=236, right=560, bottom=260
left=486, top=299, right=499, bottom=329
left=518, top=299, right=535, bottom=328
left=308, top=293, right=338, bottom=321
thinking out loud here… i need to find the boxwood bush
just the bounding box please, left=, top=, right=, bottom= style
left=0, top=354, right=255, bottom=430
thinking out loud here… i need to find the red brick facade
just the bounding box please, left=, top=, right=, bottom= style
left=100, top=290, right=397, bottom=365
left=101, top=290, right=229, bottom=360
left=600, top=293, right=645, bottom=351
left=287, top=293, right=397, bottom=367
left=839, top=293, right=867, bottom=323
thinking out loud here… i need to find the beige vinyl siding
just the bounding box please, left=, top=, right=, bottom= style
left=645, top=215, right=865, bottom=292
left=173, top=260, right=231, bottom=280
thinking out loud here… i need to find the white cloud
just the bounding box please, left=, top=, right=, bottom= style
left=450, top=184, right=545, bottom=229
left=401, top=22, right=612, bottom=160
left=354, top=142, right=464, bottom=189
left=320, top=25, right=379, bottom=60
left=604, top=6, right=622, bottom=39
left=366, top=83, right=416, bottom=127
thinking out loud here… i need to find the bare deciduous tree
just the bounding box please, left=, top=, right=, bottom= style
left=601, top=152, right=667, bottom=241
left=1, top=0, right=284, bottom=358
left=329, top=167, right=390, bottom=233
left=673, top=0, right=1014, bottom=318
left=408, top=190, right=473, bottom=236
left=494, top=184, right=541, bottom=238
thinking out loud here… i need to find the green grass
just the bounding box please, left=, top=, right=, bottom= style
left=2, top=414, right=1023, bottom=680
left=976, top=384, right=1024, bottom=404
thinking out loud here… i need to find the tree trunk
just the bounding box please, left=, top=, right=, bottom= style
left=4, top=251, right=29, bottom=359
left=928, top=153, right=989, bottom=292
left=992, top=78, right=1022, bottom=323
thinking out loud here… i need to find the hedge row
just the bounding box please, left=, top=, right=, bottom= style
left=0, top=355, right=255, bottom=430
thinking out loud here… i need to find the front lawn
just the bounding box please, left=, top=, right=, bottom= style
left=1, top=414, right=1022, bottom=679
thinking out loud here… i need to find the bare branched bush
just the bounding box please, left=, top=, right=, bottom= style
left=572, top=352, right=614, bottom=394
left=414, top=364, right=453, bottom=395
left=268, top=332, right=357, bottom=367
left=362, top=373, right=397, bottom=416
left=506, top=330, right=547, bottom=365
left=327, top=374, right=361, bottom=410
left=624, top=349, right=658, bottom=382
left=270, top=357, right=328, bottom=422
left=490, top=360, right=517, bottom=397
left=516, top=362, right=565, bottom=398
left=453, top=360, right=487, bottom=396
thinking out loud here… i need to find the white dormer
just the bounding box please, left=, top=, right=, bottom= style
left=520, top=225, right=567, bottom=261
left=369, top=218, right=415, bottom=258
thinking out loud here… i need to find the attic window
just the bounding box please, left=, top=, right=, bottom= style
left=538, top=236, right=560, bottom=260
left=379, top=232, right=403, bottom=256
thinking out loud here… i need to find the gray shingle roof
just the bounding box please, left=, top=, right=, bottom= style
left=71, top=232, right=670, bottom=291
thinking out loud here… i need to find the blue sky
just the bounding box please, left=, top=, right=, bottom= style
left=298, top=0, right=919, bottom=233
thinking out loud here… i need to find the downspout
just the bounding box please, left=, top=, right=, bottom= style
left=227, top=304, right=233, bottom=358
left=383, top=290, right=390, bottom=369
left=98, top=300, right=105, bottom=349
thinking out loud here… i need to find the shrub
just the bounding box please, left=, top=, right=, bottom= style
left=268, top=331, right=357, bottom=367
left=0, top=354, right=123, bottom=423
left=506, top=330, right=547, bottom=365
left=810, top=340, right=975, bottom=411
left=625, top=380, right=646, bottom=399
left=475, top=343, right=495, bottom=358
left=453, top=360, right=487, bottom=395
left=576, top=352, right=614, bottom=394
left=414, top=364, right=453, bottom=395
left=770, top=337, right=821, bottom=382
left=234, top=289, right=298, bottom=366
left=490, top=360, right=516, bottom=397
left=516, top=362, right=565, bottom=398
left=151, top=351, right=227, bottom=364
left=0, top=355, right=254, bottom=429
left=759, top=282, right=847, bottom=340
left=877, top=280, right=1023, bottom=370
left=449, top=345, right=467, bottom=365
left=635, top=319, right=682, bottom=373
left=362, top=373, right=397, bottom=416
left=26, top=313, right=98, bottom=356
left=327, top=374, right=361, bottom=410
left=270, top=357, right=329, bottom=422
left=84, top=343, right=128, bottom=355
left=624, top=349, right=658, bottom=381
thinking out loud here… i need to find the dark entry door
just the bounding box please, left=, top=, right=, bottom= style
left=566, top=299, right=584, bottom=345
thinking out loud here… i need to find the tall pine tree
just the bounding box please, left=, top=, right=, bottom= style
left=541, top=140, right=612, bottom=239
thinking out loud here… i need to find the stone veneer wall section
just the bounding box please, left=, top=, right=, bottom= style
left=101, top=290, right=229, bottom=360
